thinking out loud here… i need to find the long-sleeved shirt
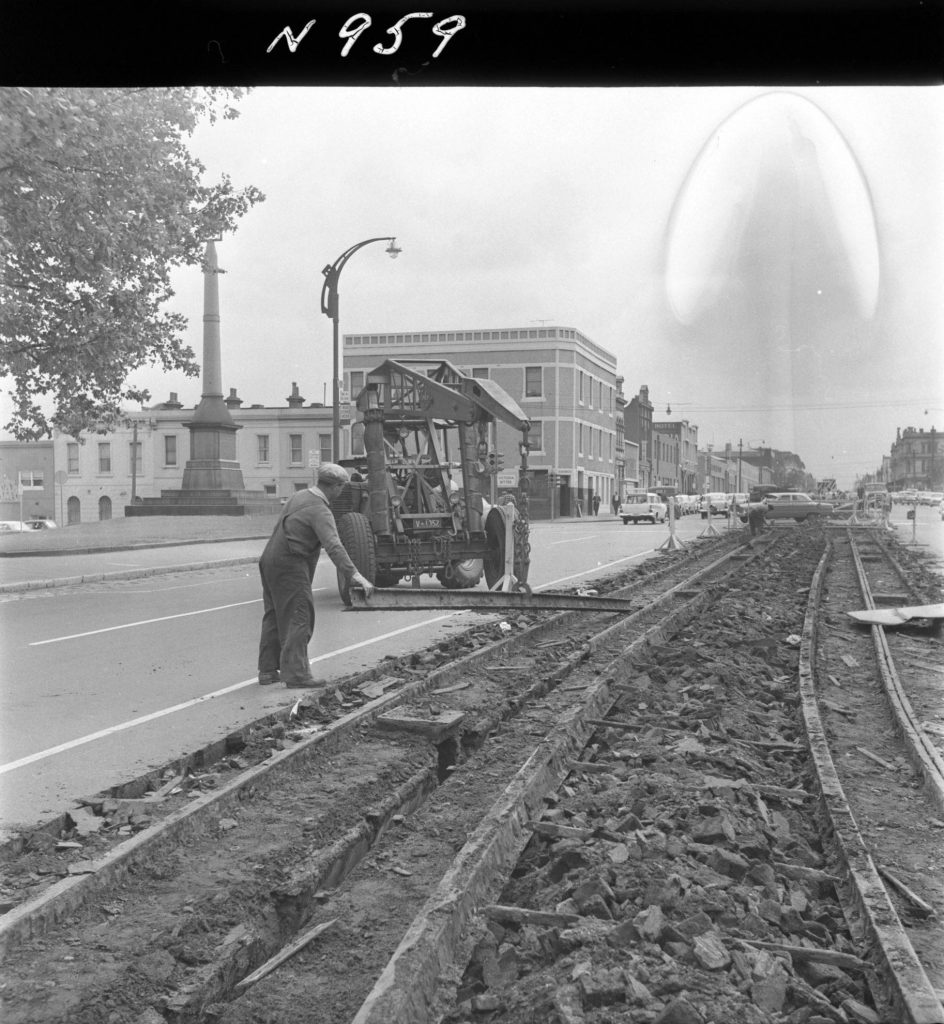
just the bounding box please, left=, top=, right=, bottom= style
left=260, top=485, right=358, bottom=579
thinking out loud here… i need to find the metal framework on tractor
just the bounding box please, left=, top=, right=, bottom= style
left=332, top=359, right=532, bottom=603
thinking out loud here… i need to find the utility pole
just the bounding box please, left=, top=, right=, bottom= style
left=737, top=438, right=743, bottom=493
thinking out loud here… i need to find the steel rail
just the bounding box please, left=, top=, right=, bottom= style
left=799, top=541, right=942, bottom=1024
left=847, top=528, right=944, bottom=815
left=0, top=537, right=748, bottom=959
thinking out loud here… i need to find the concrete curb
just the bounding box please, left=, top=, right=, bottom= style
left=0, top=555, right=261, bottom=594
left=0, top=534, right=270, bottom=558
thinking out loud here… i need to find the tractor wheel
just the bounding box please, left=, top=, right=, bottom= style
left=374, top=570, right=402, bottom=587
left=483, top=507, right=507, bottom=590
left=437, top=558, right=484, bottom=589
left=336, top=512, right=377, bottom=606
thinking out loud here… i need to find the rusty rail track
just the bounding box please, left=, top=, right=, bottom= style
left=797, top=528, right=944, bottom=1023
left=7, top=522, right=941, bottom=1024
left=1, top=532, right=754, bottom=1017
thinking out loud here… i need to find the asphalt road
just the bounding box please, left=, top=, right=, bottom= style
left=0, top=515, right=692, bottom=833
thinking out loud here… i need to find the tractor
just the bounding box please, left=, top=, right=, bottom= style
left=331, top=359, right=532, bottom=604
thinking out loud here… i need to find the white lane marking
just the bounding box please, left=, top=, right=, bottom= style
left=548, top=534, right=606, bottom=545
left=536, top=550, right=652, bottom=586
left=7, top=550, right=656, bottom=774
left=28, top=589, right=326, bottom=646
left=2, top=613, right=459, bottom=775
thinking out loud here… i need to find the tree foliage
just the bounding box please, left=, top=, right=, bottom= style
left=0, top=88, right=265, bottom=439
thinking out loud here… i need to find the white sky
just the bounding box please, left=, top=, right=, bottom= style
left=10, top=86, right=944, bottom=489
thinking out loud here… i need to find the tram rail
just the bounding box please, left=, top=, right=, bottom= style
left=2, top=521, right=942, bottom=1024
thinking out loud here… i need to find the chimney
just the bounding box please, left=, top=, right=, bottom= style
left=164, top=392, right=183, bottom=409
left=287, top=382, right=306, bottom=408
left=224, top=387, right=243, bottom=409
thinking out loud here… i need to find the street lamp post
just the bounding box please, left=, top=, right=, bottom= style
left=321, top=237, right=401, bottom=461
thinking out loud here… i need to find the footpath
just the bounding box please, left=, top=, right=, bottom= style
left=0, top=512, right=622, bottom=593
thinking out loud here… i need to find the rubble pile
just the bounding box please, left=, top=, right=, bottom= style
left=447, top=530, right=881, bottom=1024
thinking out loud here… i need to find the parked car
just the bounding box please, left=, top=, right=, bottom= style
left=762, top=492, right=834, bottom=521
left=0, top=521, right=28, bottom=532
left=619, top=491, right=667, bottom=524
left=27, top=518, right=57, bottom=529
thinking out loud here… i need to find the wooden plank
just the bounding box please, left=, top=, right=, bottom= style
left=235, top=919, right=337, bottom=991
left=738, top=939, right=867, bottom=972
left=483, top=904, right=582, bottom=928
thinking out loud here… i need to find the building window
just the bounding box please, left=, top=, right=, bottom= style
left=19, top=469, right=45, bottom=488
left=578, top=424, right=584, bottom=454
left=98, top=442, right=111, bottom=474
left=294, top=482, right=308, bottom=491
left=578, top=370, right=585, bottom=404
left=129, top=441, right=142, bottom=475
left=319, top=434, right=331, bottom=463
left=529, top=420, right=543, bottom=452
left=289, top=434, right=303, bottom=465
left=349, top=370, right=365, bottom=395
left=524, top=366, right=542, bottom=397
left=471, top=367, right=489, bottom=379
left=257, top=435, right=270, bottom=464
left=264, top=484, right=277, bottom=496
left=67, top=442, right=79, bottom=474
left=164, top=435, right=177, bottom=467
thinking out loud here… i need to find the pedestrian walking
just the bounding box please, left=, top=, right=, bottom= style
left=257, top=463, right=374, bottom=688
left=611, top=494, right=619, bottom=515
left=592, top=493, right=601, bottom=516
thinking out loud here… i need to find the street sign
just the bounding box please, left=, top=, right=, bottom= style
left=308, top=449, right=321, bottom=469
left=497, top=471, right=518, bottom=488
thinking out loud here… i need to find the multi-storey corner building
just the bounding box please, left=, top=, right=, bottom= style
left=343, top=325, right=619, bottom=518
left=889, top=425, right=942, bottom=490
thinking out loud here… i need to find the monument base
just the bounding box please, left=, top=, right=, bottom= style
left=125, top=489, right=283, bottom=517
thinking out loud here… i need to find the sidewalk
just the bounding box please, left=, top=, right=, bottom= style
left=0, top=513, right=625, bottom=593
left=0, top=515, right=277, bottom=593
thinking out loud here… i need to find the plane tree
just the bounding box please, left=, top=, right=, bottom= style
left=0, top=87, right=265, bottom=439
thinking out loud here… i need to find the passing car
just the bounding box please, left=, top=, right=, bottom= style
left=0, top=521, right=28, bottom=532
left=699, top=492, right=731, bottom=517
left=619, top=491, right=667, bottom=524
left=762, top=492, right=834, bottom=521
left=27, top=519, right=57, bottom=529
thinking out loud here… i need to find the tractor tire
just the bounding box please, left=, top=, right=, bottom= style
left=437, top=558, right=484, bottom=589
left=374, top=570, right=402, bottom=588
left=621, top=517, right=630, bottom=525
left=336, top=512, right=377, bottom=606
left=483, top=507, right=507, bottom=590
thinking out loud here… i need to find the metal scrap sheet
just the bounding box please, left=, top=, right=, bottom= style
left=847, top=603, right=944, bottom=626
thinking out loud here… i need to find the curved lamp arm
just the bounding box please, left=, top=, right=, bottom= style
left=320, top=236, right=400, bottom=319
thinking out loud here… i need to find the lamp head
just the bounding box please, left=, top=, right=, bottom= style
left=386, top=239, right=402, bottom=260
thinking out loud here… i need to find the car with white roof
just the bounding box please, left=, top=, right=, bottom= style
left=762, top=492, right=834, bottom=521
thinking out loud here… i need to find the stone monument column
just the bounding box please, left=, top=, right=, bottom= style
left=181, top=240, right=246, bottom=491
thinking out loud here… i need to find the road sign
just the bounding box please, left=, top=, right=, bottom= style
left=497, top=471, right=518, bottom=488
left=308, top=449, right=321, bottom=469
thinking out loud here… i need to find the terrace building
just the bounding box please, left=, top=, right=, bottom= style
left=342, top=325, right=619, bottom=518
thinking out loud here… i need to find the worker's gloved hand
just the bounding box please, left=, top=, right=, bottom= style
left=351, top=571, right=374, bottom=598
